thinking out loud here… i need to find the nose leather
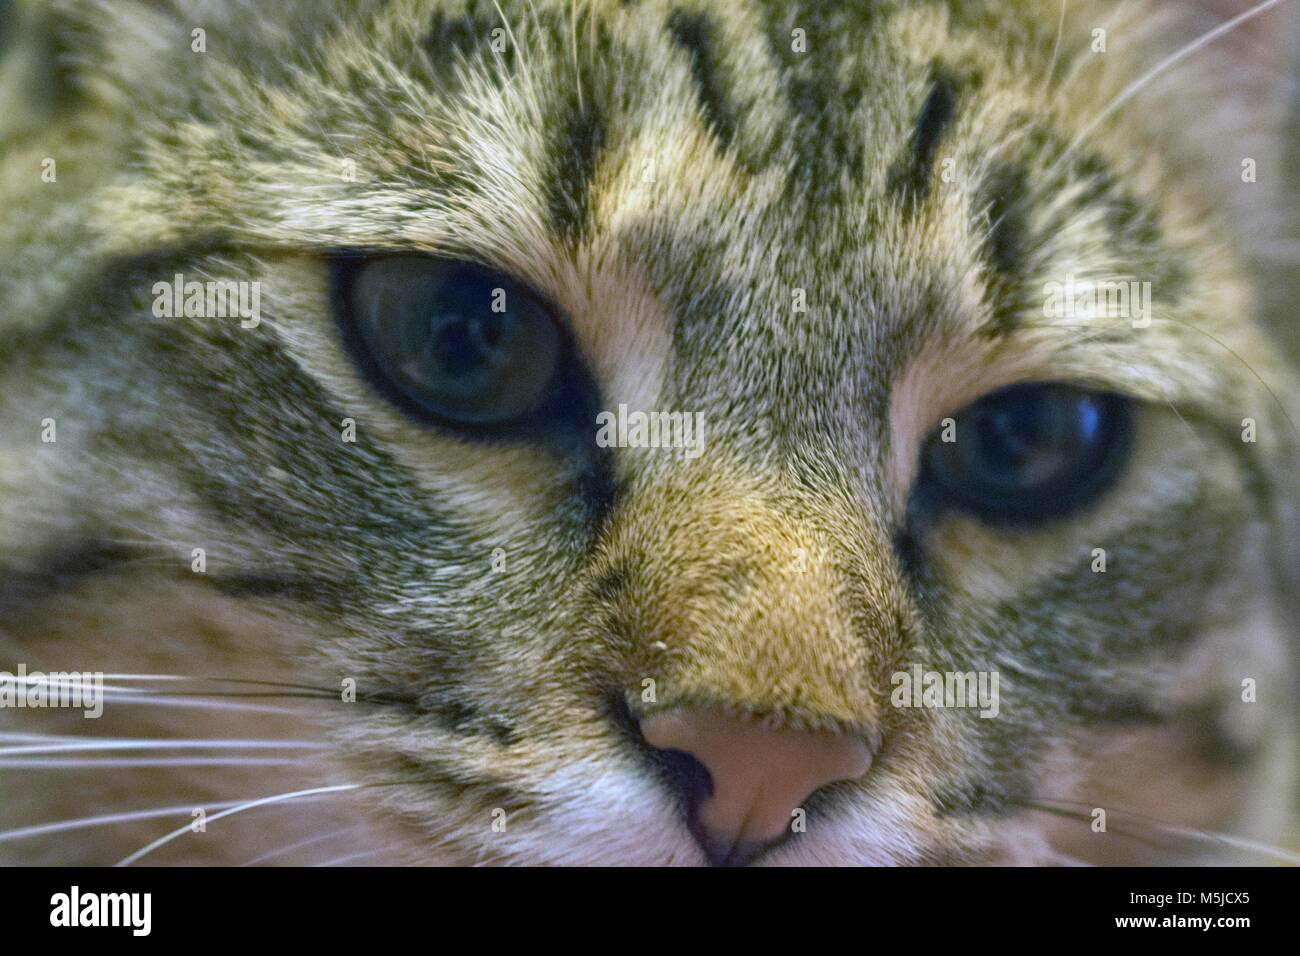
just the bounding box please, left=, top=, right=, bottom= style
left=641, top=710, right=873, bottom=863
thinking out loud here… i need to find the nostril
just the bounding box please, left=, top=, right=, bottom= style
left=613, top=693, right=715, bottom=810
left=652, top=746, right=714, bottom=812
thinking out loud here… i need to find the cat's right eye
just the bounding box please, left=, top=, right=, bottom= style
left=335, top=255, right=567, bottom=430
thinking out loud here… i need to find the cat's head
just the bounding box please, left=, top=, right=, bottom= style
left=1, top=0, right=1297, bottom=865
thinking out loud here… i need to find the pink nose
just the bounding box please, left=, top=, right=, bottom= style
left=640, top=710, right=873, bottom=865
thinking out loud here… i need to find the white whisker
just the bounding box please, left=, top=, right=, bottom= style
left=115, top=783, right=361, bottom=867
left=315, top=848, right=394, bottom=867
left=0, top=801, right=249, bottom=844
left=1032, top=797, right=1300, bottom=864
left=1058, top=0, right=1288, bottom=178
left=91, top=694, right=323, bottom=715
left=1044, top=0, right=1067, bottom=89
left=0, top=756, right=316, bottom=768
left=1143, top=827, right=1300, bottom=864
left=0, top=738, right=327, bottom=756
left=239, top=825, right=366, bottom=866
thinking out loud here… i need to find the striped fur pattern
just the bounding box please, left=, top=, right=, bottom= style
left=0, top=0, right=1297, bottom=865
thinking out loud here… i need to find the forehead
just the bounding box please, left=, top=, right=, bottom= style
left=302, top=4, right=1007, bottom=328
left=280, top=1, right=1009, bottom=240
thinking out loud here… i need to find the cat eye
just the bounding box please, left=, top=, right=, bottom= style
left=336, top=255, right=566, bottom=429
left=918, top=383, right=1132, bottom=524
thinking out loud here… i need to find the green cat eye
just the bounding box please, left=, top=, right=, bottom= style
left=341, top=255, right=563, bottom=428
left=919, top=383, right=1133, bottom=524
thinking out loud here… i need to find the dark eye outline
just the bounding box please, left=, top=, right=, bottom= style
left=914, top=382, right=1134, bottom=526
left=329, top=251, right=601, bottom=442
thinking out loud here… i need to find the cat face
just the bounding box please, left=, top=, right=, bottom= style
left=0, top=0, right=1296, bottom=866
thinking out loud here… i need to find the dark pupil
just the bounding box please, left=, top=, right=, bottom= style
left=970, top=391, right=1091, bottom=489
left=434, top=313, right=504, bottom=379
left=347, top=255, right=564, bottom=426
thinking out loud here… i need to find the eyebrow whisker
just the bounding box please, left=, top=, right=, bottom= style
left=1043, top=0, right=1068, bottom=89
left=1064, top=0, right=1289, bottom=171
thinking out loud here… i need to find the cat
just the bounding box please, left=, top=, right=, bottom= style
left=0, top=0, right=1297, bottom=866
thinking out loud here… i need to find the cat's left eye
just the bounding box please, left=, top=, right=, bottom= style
left=917, top=383, right=1133, bottom=525
left=336, top=255, right=565, bottom=429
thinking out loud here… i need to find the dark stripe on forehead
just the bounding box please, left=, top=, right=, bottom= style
left=541, top=8, right=614, bottom=244
left=755, top=0, right=881, bottom=203
left=422, top=3, right=496, bottom=64
left=417, top=3, right=608, bottom=242
left=980, top=163, right=1029, bottom=274
left=666, top=7, right=739, bottom=154
left=546, top=92, right=606, bottom=243
left=888, top=68, right=960, bottom=206
left=975, top=161, right=1034, bottom=337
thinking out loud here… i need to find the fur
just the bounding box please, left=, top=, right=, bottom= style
left=1, top=0, right=1297, bottom=865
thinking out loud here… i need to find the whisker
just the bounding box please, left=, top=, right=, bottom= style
left=1009, top=798, right=1173, bottom=853
left=1017, top=321, right=1215, bottom=456
left=0, top=673, right=405, bottom=707
left=1041, top=849, right=1094, bottom=866
left=0, top=738, right=327, bottom=756
left=239, top=825, right=367, bottom=866
left=85, top=694, right=326, bottom=716
left=1150, top=317, right=1300, bottom=443
left=1064, top=0, right=1288, bottom=166
left=1029, top=796, right=1300, bottom=864
left=115, top=783, right=361, bottom=867
left=1043, top=0, right=1068, bottom=89
left=0, top=756, right=317, bottom=769
left=987, top=0, right=1291, bottom=261
left=8, top=672, right=334, bottom=692
left=0, top=801, right=252, bottom=844
left=315, top=848, right=394, bottom=867
left=109, top=690, right=340, bottom=700
left=86, top=674, right=196, bottom=682
left=1, top=674, right=323, bottom=696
